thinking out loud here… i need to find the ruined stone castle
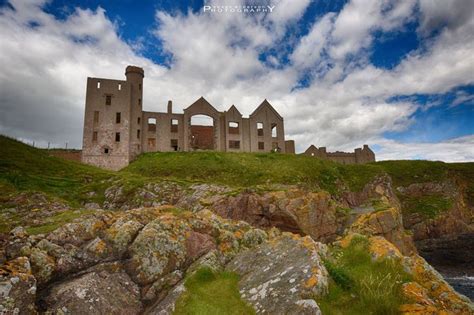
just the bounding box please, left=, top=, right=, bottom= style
left=81, top=65, right=375, bottom=170
left=82, top=66, right=295, bottom=170
left=303, top=144, right=375, bottom=164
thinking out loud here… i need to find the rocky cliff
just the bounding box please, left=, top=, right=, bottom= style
left=0, top=136, right=473, bottom=314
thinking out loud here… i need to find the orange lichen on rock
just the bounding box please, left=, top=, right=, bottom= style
left=368, top=235, right=403, bottom=260
left=233, top=230, right=243, bottom=239
left=305, top=275, right=318, bottom=288
left=402, top=282, right=435, bottom=306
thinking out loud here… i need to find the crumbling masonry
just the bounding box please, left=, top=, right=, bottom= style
left=303, top=144, right=375, bottom=164
left=82, top=66, right=295, bottom=170
left=82, top=65, right=375, bottom=170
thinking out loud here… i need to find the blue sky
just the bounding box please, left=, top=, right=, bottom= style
left=0, top=0, right=473, bottom=161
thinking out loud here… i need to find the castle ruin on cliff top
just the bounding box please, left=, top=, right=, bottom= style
left=81, top=65, right=375, bottom=170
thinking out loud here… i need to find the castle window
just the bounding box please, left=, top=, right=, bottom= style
left=257, top=122, right=264, bottom=136
left=115, top=132, right=120, bottom=142
left=118, top=83, right=122, bottom=90
left=137, top=129, right=140, bottom=139
left=229, top=140, right=240, bottom=149
left=138, top=99, right=141, bottom=106
left=258, top=142, right=264, bottom=150
left=271, top=123, right=277, bottom=138
left=171, top=139, right=178, bottom=151
left=272, top=142, right=279, bottom=151
left=228, top=122, right=239, bottom=134
left=148, top=118, right=156, bottom=132
left=93, top=111, right=99, bottom=123
left=104, top=148, right=109, bottom=154
left=171, top=119, right=178, bottom=133
left=92, top=131, right=98, bottom=142
left=139, top=83, right=142, bottom=91
left=311, top=153, right=315, bottom=157
left=97, top=81, right=101, bottom=89
left=105, top=95, right=112, bottom=105
left=116, top=112, right=121, bottom=124
left=138, top=117, right=141, bottom=124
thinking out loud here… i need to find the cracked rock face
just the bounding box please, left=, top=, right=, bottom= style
left=41, top=265, right=142, bottom=315
left=0, top=206, right=269, bottom=313
left=226, top=233, right=328, bottom=314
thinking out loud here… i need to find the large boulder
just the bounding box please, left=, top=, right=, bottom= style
left=227, top=233, right=328, bottom=314
left=348, top=206, right=417, bottom=255
left=212, top=189, right=342, bottom=242
left=42, top=264, right=142, bottom=314
left=127, top=215, right=189, bottom=285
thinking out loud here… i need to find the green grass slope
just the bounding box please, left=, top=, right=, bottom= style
left=377, top=160, right=474, bottom=204
left=122, top=151, right=384, bottom=193
left=0, top=135, right=114, bottom=207
left=1, top=134, right=473, bottom=208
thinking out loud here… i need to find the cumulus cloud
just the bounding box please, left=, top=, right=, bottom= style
left=0, top=0, right=473, bottom=161
left=375, top=135, right=474, bottom=162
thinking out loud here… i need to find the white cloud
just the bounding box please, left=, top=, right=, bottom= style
left=418, top=0, right=474, bottom=36
left=329, top=0, right=416, bottom=60
left=0, top=0, right=472, bottom=162
left=375, top=135, right=474, bottom=162
left=290, top=13, right=335, bottom=69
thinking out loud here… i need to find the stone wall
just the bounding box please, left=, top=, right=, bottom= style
left=47, top=150, right=82, bottom=162
left=303, top=144, right=375, bottom=164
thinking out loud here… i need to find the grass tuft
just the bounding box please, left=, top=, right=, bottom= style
left=173, top=267, right=255, bottom=315
left=318, top=236, right=412, bottom=315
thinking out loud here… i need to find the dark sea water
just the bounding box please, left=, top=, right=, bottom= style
left=441, top=273, right=474, bottom=301
left=416, top=233, right=474, bottom=302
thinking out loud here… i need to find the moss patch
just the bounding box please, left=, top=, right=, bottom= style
left=401, top=194, right=453, bottom=218
left=26, top=209, right=97, bottom=235
left=174, top=268, right=255, bottom=315
left=318, top=236, right=412, bottom=315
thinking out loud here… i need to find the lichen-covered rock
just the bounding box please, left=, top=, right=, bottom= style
left=145, top=282, right=187, bottom=315
left=402, top=255, right=474, bottom=314
left=176, top=184, right=231, bottom=212
left=342, top=174, right=400, bottom=209
left=212, top=189, right=342, bottom=242
left=142, top=270, right=183, bottom=303
left=29, top=247, right=55, bottom=285
left=127, top=216, right=189, bottom=285
left=105, top=219, right=143, bottom=254
left=349, top=206, right=417, bottom=255
left=227, top=233, right=328, bottom=314
left=0, top=257, right=37, bottom=314
left=42, top=266, right=142, bottom=314
left=339, top=233, right=474, bottom=314
left=46, top=215, right=108, bottom=247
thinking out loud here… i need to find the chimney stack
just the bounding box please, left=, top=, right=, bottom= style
left=167, top=100, right=172, bottom=114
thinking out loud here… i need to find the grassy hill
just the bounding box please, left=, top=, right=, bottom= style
left=122, top=151, right=385, bottom=193
left=0, top=135, right=116, bottom=208
left=1, top=134, right=473, bottom=208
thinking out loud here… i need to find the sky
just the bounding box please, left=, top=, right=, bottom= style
left=0, top=0, right=473, bottom=161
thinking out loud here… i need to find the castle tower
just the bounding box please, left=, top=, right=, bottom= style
left=81, top=66, right=144, bottom=170
left=125, top=66, right=144, bottom=159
